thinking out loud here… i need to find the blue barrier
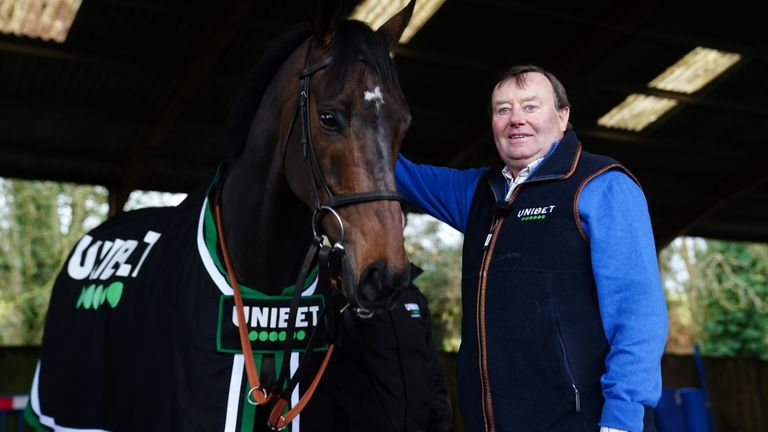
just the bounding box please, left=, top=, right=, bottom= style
left=656, top=387, right=710, bottom=432
left=655, top=345, right=715, bottom=432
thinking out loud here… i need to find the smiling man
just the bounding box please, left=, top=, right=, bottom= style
left=396, top=64, right=668, bottom=432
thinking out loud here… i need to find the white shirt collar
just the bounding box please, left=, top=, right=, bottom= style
left=501, top=138, right=564, bottom=200
left=502, top=157, right=545, bottom=200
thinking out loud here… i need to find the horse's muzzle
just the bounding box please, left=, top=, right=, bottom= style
left=354, top=261, right=410, bottom=311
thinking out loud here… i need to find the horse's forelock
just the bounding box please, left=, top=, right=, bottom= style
left=323, top=20, right=401, bottom=96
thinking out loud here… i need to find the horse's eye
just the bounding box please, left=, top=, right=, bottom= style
left=319, top=112, right=339, bottom=130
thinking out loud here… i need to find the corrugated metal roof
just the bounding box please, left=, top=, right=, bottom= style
left=1, top=0, right=767, bottom=245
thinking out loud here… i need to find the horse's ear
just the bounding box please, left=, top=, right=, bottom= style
left=312, top=0, right=345, bottom=47
left=376, top=0, right=415, bottom=52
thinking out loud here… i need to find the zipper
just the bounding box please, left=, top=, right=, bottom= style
left=476, top=188, right=521, bottom=431
left=556, top=324, right=582, bottom=413
left=476, top=215, right=502, bottom=431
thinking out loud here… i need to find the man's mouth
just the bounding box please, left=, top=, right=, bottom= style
left=508, top=134, right=530, bottom=140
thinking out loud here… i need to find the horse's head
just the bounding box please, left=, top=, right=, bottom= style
left=281, top=2, right=415, bottom=311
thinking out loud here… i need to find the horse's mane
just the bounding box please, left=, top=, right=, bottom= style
left=224, top=25, right=313, bottom=160
left=224, top=19, right=402, bottom=159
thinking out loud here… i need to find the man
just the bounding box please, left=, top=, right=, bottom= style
left=395, top=64, right=668, bottom=432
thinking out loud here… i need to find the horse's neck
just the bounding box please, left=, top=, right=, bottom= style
left=218, top=40, right=316, bottom=294
left=219, top=134, right=312, bottom=295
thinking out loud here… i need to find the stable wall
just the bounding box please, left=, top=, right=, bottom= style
left=3, top=348, right=766, bottom=432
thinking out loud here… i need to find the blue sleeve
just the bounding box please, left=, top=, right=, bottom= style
left=578, top=170, right=669, bottom=432
left=395, top=154, right=486, bottom=234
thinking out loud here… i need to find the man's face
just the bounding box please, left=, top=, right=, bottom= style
left=491, top=72, right=570, bottom=176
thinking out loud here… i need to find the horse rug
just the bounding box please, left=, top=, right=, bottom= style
left=26, top=177, right=335, bottom=432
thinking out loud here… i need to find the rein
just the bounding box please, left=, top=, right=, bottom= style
left=214, top=205, right=335, bottom=430
left=216, top=41, right=402, bottom=431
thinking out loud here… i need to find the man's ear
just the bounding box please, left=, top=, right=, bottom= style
left=375, top=0, right=415, bottom=52
left=312, top=0, right=345, bottom=47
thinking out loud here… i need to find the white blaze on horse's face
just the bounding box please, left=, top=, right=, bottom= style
left=364, top=86, right=385, bottom=112
left=364, top=85, right=388, bottom=150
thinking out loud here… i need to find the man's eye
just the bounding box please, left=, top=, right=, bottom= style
left=524, top=105, right=538, bottom=112
left=319, top=112, right=339, bottom=130
left=498, top=107, right=510, bottom=114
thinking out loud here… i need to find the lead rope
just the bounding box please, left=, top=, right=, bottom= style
left=214, top=204, right=335, bottom=430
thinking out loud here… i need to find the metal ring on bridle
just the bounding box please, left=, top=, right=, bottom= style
left=312, top=205, right=345, bottom=246
left=246, top=386, right=269, bottom=406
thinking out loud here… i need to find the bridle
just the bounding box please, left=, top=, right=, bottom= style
left=285, top=42, right=402, bottom=311
left=214, top=39, right=402, bottom=430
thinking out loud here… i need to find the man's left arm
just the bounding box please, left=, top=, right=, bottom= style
left=579, top=169, right=669, bottom=432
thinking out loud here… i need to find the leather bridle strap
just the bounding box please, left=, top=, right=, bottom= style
left=272, top=234, right=323, bottom=395
left=216, top=204, right=336, bottom=431
left=279, top=55, right=401, bottom=212
left=294, top=49, right=402, bottom=212
left=298, top=56, right=333, bottom=209
left=267, top=344, right=335, bottom=430
left=324, top=191, right=402, bottom=208
left=270, top=235, right=344, bottom=407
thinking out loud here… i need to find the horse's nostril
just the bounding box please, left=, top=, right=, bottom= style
left=359, top=262, right=385, bottom=302
left=358, top=261, right=408, bottom=308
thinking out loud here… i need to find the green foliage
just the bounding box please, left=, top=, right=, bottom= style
left=660, top=238, right=768, bottom=359
left=696, top=241, right=768, bottom=358
left=0, top=179, right=107, bottom=345
left=404, top=214, right=462, bottom=352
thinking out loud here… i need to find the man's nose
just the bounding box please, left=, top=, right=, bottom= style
left=507, top=108, right=524, bottom=125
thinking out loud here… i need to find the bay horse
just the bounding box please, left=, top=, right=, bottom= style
left=26, top=2, right=415, bottom=431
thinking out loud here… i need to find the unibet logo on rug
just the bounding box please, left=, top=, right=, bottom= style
left=66, top=231, right=162, bottom=310
left=217, top=296, right=329, bottom=353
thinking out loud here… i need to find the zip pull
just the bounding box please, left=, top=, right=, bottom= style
left=572, top=384, right=581, bottom=412
left=482, top=218, right=499, bottom=251
left=483, top=201, right=510, bottom=251
left=483, top=218, right=500, bottom=252
left=482, top=233, right=493, bottom=249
